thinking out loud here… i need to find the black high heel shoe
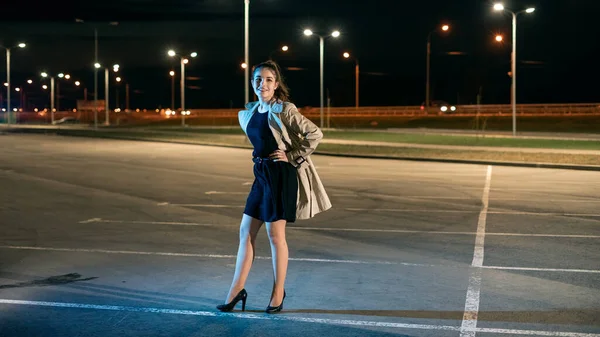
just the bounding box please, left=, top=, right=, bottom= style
left=265, top=290, right=286, bottom=314
left=216, top=289, right=247, bottom=312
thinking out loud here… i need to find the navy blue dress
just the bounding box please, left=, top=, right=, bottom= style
left=244, top=111, right=298, bottom=223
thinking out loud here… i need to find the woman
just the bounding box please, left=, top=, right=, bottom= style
left=217, top=60, right=331, bottom=314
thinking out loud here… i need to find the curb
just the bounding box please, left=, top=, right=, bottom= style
left=4, top=127, right=600, bottom=172
left=315, top=151, right=600, bottom=172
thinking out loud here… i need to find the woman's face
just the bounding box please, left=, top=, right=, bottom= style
left=252, top=67, right=279, bottom=102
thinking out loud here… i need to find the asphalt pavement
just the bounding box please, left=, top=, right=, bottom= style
left=1, top=134, right=599, bottom=337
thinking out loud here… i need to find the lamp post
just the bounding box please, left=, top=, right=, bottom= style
left=1, top=42, right=26, bottom=125
left=303, top=29, right=340, bottom=128
left=168, top=50, right=197, bottom=126
left=169, top=70, right=175, bottom=110
left=493, top=3, right=535, bottom=136
left=244, top=0, right=250, bottom=105
left=75, top=19, right=119, bottom=129
left=56, top=72, right=73, bottom=113
left=40, top=72, right=57, bottom=123
left=95, top=63, right=119, bottom=126
left=115, top=76, right=121, bottom=109
left=425, top=24, right=449, bottom=113
left=342, top=52, right=359, bottom=108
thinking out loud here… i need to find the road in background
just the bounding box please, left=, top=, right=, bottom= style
left=1, top=134, right=599, bottom=337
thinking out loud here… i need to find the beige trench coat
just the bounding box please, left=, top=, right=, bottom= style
left=238, top=100, right=332, bottom=220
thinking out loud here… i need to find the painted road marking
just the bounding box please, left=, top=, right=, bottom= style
left=2, top=245, right=599, bottom=274
left=460, top=165, right=492, bottom=337
left=155, top=202, right=600, bottom=218
left=1, top=299, right=599, bottom=336
left=78, top=218, right=600, bottom=238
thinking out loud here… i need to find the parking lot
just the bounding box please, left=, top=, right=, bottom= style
left=1, top=134, right=599, bottom=336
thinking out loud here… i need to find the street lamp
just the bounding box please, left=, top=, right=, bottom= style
left=167, top=50, right=197, bottom=126
left=244, top=0, right=250, bottom=105
left=493, top=3, right=536, bottom=136
left=303, top=28, right=341, bottom=128
left=76, top=19, right=119, bottom=129
left=104, top=63, right=120, bottom=125
left=269, top=45, right=290, bottom=60
left=1, top=42, right=26, bottom=125
left=342, top=52, right=360, bottom=108
left=41, top=72, right=58, bottom=124
left=55, top=72, right=73, bottom=112
left=425, top=24, right=450, bottom=113
left=169, top=70, right=175, bottom=110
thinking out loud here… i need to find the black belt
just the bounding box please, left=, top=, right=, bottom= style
left=252, top=157, right=272, bottom=164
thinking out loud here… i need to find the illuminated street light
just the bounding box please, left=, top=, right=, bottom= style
left=493, top=3, right=536, bottom=136
left=303, top=28, right=341, bottom=128
left=167, top=50, right=197, bottom=126
left=241, top=62, right=248, bottom=69
left=104, top=63, right=121, bottom=125
left=425, top=24, right=450, bottom=112
left=27, top=79, right=33, bottom=84
left=75, top=18, right=119, bottom=129
left=495, top=35, right=503, bottom=42
left=75, top=81, right=81, bottom=86
left=269, top=44, right=290, bottom=60
left=1, top=42, right=26, bottom=125
left=42, top=85, right=48, bottom=90
left=342, top=52, right=360, bottom=109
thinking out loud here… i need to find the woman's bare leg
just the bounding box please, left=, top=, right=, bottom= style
left=265, top=219, right=288, bottom=306
left=224, top=214, right=263, bottom=303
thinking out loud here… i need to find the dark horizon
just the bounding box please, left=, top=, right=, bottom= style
left=1, top=0, right=599, bottom=110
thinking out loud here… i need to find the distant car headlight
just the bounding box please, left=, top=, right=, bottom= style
left=440, top=106, right=448, bottom=112
left=450, top=106, right=456, bottom=111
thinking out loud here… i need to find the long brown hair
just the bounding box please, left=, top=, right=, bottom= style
left=251, top=60, right=290, bottom=102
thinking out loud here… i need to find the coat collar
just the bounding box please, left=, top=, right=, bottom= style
left=245, top=100, right=283, bottom=113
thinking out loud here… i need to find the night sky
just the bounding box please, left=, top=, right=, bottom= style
left=1, top=0, right=599, bottom=110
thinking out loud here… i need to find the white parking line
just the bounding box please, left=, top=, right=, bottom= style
left=154, top=202, right=600, bottom=218
left=78, top=218, right=600, bottom=238
left=481, top=266, right=600, bottom=274
left=2, top=245, right=599, bottom=274
left=488, top=211, right=600, bottom=217
left=1, top=299, right=599, bottom=337
left=0, top=246, right=414, bottom=266
left=460, top=165, right=492, bottom=337
left=78, top=218, right=222, bottom=227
